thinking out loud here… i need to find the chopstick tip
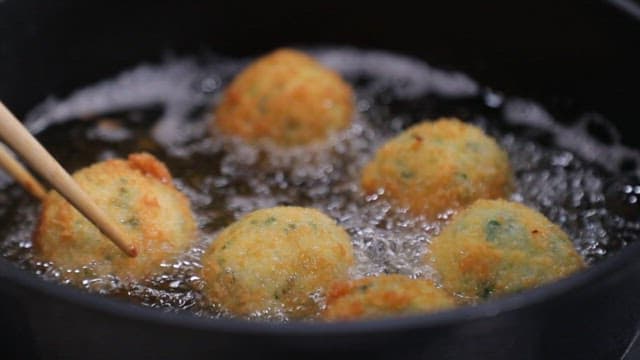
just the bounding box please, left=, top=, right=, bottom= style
left=127, top=246, right=138, bottom=258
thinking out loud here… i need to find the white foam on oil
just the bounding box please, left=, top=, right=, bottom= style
left=503, top=98, right=640, bottom=174
left=313, top=47, right=479, bottom=98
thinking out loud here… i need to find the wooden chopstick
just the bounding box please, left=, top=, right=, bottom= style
left=0, top=142, right=47, bottom=200
left=0, top=101, right=137, bottom=257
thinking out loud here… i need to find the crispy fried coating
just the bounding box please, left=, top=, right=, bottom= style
left=322, top=274, right=455, bottom=321
left=213, top=48, right=354, bottom=146
left=200, top=206, right=355, bottom=318
left=34, top=153, right=197, bottom=281
left=428, top=199, right=585, bottom=301
left=361, top=118, right=514, bottom=218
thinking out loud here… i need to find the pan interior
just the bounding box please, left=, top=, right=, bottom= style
left=0, top=47, right=639, bottom=322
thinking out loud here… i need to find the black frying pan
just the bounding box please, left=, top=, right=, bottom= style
left=1, top=1, right=640, bottom=359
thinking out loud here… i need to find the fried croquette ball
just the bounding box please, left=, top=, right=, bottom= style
left=428, top=199, right=585, bottom=301
left=361, top=118, right=514, bottom=218
left=322, top=274, right=455, bottom=321
left=34, top=153, right=197, bottom=281
left=213, top=48, right=355, bottom=146
left=201, top=206, right=355, bottom=318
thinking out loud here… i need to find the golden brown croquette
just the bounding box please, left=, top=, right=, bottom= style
left=428, top=199, right=585, bottom=301
left=322, top=274, right=455, bottom=321
left=34, top=153, right=198, bottom=281
left=200, top=206, right=355, bottom=318
left=213, top=48, right=355, bottom=146
left=361, top=118, right=514, bottom=218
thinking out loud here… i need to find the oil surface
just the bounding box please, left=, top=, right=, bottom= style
left=1, top=47, right=639, bottom=321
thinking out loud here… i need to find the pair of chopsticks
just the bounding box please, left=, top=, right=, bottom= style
left=0, top=101, right=137, bottom=257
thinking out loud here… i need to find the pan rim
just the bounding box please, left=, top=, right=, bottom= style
left=1, top=239, right=639, bottom=336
